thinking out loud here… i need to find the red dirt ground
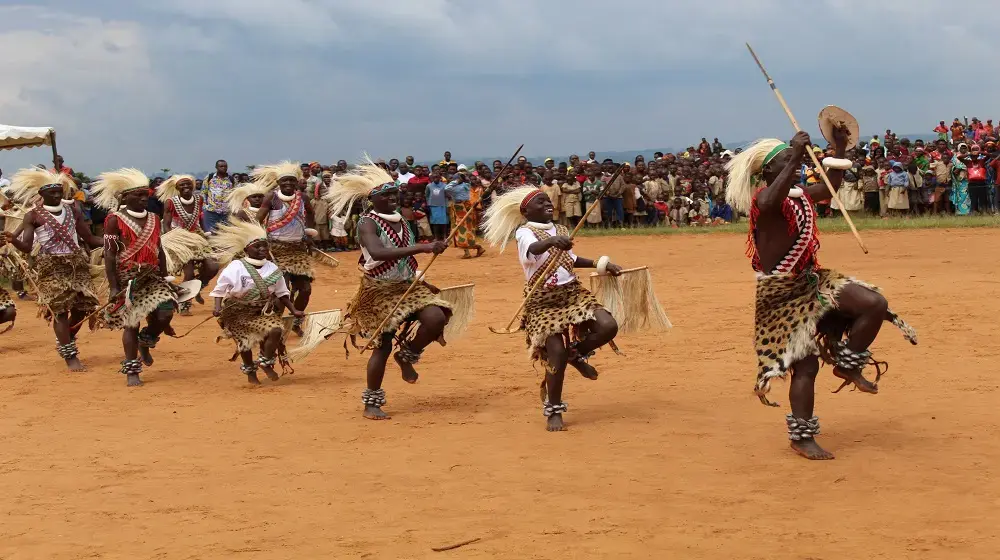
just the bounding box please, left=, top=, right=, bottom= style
left=0, top=228, right=996, bottom=559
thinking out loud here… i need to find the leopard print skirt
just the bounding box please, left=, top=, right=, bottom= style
left=344, top=276, right=452, bottom=349
left=0, top=250, right=26, bottom=283
left=0, top=285, right=13, bottom=310
left=34, top=252, right=100, bottom=318
left=753, top=268, right=916, bottom=406
left=97, top=266, right=177, bottom=330
left=523, top=280, right=602, bottom=360
left=217, top=299, right=287, bottom=353
left=269, top=241, right=314, bottom=279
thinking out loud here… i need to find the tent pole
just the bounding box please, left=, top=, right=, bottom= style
left=50, top=130, right=59, bottom=172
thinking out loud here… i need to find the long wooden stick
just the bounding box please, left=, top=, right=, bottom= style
left=590, top=266, right=647, bottom=276
left=745, top=43, right=868, bottom=255
left=313, top=249, right=340, bottom=266
left=489, top=164, right=626, bottom=334
left=431, top=537, right=481, bottom=552
left=359, top=144, right=524, bottom=354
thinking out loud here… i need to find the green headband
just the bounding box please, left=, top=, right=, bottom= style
left=762, top=143, right=789, bottom=167
left=750, top=143, right=790, bottom=187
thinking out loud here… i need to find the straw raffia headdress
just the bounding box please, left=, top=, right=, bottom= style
left=9, top=167, right=76, bottom=204
left=90, top=168, right=150, bottom=210
left=482, top=186, right=542, bottom=252
left=154, top=174, right=197, bottom=202
left=324, top=158, right=396, bottom=217
left=226, top=182, right=271, bottom=215
left=724, top=139, right=788, bottom=214
left=209, top=219, right=269, bottom=267
left=250, top=161, right=303, bottom=191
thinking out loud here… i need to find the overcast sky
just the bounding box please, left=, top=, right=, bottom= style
left=0, top=1, right=994, bottom=176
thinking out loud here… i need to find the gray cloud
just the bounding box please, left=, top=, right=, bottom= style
left=1, top=1, right=997, bottom=177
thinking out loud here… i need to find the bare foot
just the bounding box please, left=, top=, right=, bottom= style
left=790, top=439, right=835, bottom=460
left=363, top=405, right=391, bottom=420
left=475, top=247, right=486, bottom=258
left=247, top=372, right=261, bottom=385
left=65, top=357, right=86, bottom=372
left=126, top=373, right=143, bottom=387
left=569, top=359, right=599, bottom=380
left=195, top=294, right=205, bottom=305
left=394, top=353, right=419, bottom=384
left=832, top=367, right=878, bottom=394
left=546, top=414, right=566, bottom=432
left=139, top=346, right=154, bottom=367
left=261, top=364, right=280, bottom=381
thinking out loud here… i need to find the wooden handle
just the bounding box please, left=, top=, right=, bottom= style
left=746, top=43, right=868, bottom=255
left=589, top=266, right=647, bottom=276
left=314, top=250, right=340, bottom=265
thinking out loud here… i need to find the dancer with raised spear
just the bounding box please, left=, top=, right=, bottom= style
left=732, top=45, right=918, bottom=459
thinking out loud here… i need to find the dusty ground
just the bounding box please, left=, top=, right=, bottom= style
left=1, top=228, right=997, bottom=559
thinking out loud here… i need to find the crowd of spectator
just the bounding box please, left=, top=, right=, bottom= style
left=4, top=119, right=997, bottom=250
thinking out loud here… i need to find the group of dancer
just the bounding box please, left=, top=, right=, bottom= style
left=1, top=127, right=918, bottom=456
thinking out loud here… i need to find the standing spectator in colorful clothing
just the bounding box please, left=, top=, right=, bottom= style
left=601, top=161, right=626, bottom=228
left=581, top=167, right=604, bottom=227
left=950, top=119, right=965, bottom=145
left=929, top=156, right=953, bottom=214
left=425, top=172, right=450, bottom=241
left=964, top=144, right=990, bottom=213
left=202, top=159, right=234, bottom=233
left=540, top=172, right=562, bottom=225
left=934, top=121, right=949, bottom=142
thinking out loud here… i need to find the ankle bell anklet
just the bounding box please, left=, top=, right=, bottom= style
left=137, top=327, right=159, bottom=349
left=395, top=344, right=422, bottom=364
left=257, top=355, right=276, bottom=368
left=120, top=358, right=143, bottom=376
left=362, top=388, right=386, bottom=407
left=831, top=341, right=871, bottom=371
left=543, top=401, right=568, bottom=417
left=569, top=341, right=595, bottom=362
left=786, top=414, right=821, bottom=441
left=56, top=340, right=79, bottom=360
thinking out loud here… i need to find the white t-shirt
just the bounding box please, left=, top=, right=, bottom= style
left=515, top=224, right=578, bottom=287
left=210, top=260, right=290, bottom=299
left=397, top=172, right=415, bottom=184
left=0, top=177, right=10, bottom=190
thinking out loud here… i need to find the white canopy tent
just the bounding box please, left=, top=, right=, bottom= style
left=0, top=124, right=59, bottom=169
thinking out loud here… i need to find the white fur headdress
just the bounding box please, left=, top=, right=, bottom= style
left=226, top=182, right=270, bottom=215
left=155, top=174, right=196, bottom=202
left=724, top=139, right=788, bottom=214
left=482, top=186, right=540, bottom=252
left=91, top=168, right=150, bottom=210
left=250, top=161, right=303, bottom=191
left=9, top=168, right=75, bottom=204
left=324, top=159, right=394, bottom=217
left=209, top=219, right=270, bottom=267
